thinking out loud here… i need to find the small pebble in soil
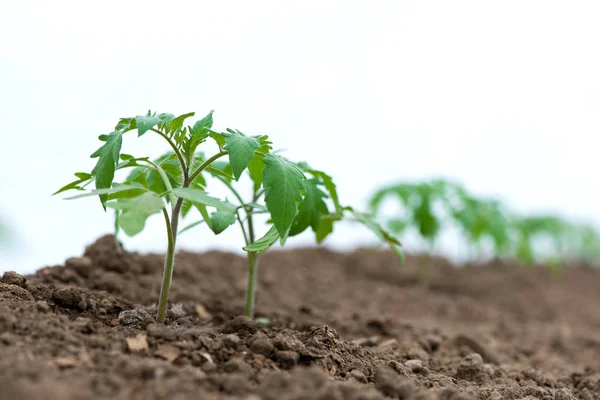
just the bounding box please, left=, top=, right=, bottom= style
left=454, top=334, right=499, bottom=364
left=348, top=369, right=368, bottom=383
left=1, top=271, right=27, bottom=288
left=405, top=359, right=424, bottom=372
left=223, top=357, right=253, bottom=375
left=146, top=323, right=177, bottom=340
left=201, top=360, right=217, bottom=373
left=249, top=332, right=275, bottom=357
left=65, top=257, right=93, bottom=278
left=407, top=346, right=429, bottom=361
left=219, top=373, right=253, bottom=396
left=273, top=333, right=305, bottom=352
left=52, top=288, right=86, bottom=310
left=275, top=350, right=299, bottom=369
left=34, top=301, right=51, bottom=313
left=455, top=353, right=489, bottom=383
left=72, top=317, right=94, bottom=334
left=221, top=334, right=242, bottom=349
left=438, top=376, right=455, bottom=387
left=118, top=309, right=154, bottom=328
left=375, top=366, right=416, bottom=398
left=221, top=316, right=260, bottom=334
left=168, top=303, right=186, bottom=318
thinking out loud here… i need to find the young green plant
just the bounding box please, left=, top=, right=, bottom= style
left=56, top=110, right=403, bottom=323
left=178, top=156, right=404, bottom=318
left=369, top=181, right=443, bottom=285
left=55, top=111, right=277, bottom=323
left=370, top=178, right=600, bottom=268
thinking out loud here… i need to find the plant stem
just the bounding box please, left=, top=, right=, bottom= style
left=155, top=138, right=189, bottom=324
left=254, top=188, right=265, bottom=200
left=157, top=208, right=176, bottom=323
left=244, top=211, right=259, bottom=318
left=150, top=128, right=188, bottom=181
left=188, top=151, right=228, bottom=184
left=236, top=210, right=250, bottom=246
left=171, top=198, right=184, bottom=244
left=143, top=160, right=177, bottom=205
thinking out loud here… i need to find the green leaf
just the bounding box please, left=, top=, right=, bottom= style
left=256, top=135, right=273, bottom=153
left=224, top=132, right=260, bottom=181
left=108, top=192, right=164, bottom=236
left=247, top=202, right=268, bottom=212
left=209, top=131, right=227, bottom=149
left=120, top=154, right=134, bottom=161
left=289, top=179, right=329, bottom=236
left=413, top=198, right=440, bottom=242
left=349, top=208, right=404, bottom=262
left=262, top=154, right=306, bottom=244
left=195, top=203, right=213, bottom=230
left=65, top=184, right=146, bottom=200
left=210, top=210, right=236, bottom=234
left=387, top=219, right=409, bottom=234
left=184, top=110, right=214, bottom=162
left=244, top=225, right=280, bottom=253
left=90, top=131, right=123, bottom=208
left=191, top=110, right=213, bottom=138
left=115, top=117, right=136, bottom=132
left=248, top=154, right=266, bottom=192
left=172, top=187, right=237, bottom=213
left=53, top=172, right=94, bottom=195
left=247, top=134, right=273, bottom=192
left=308, top=169, right=341, bottom=212
left=206, top=162, right=234, bottom=182
left=315, top=215, right=338, bottom=243
left=135, top=112, right=161, bottom=136
left=165, top=112, right=195, bottom=134
left=125, top=152, right=196, bottom=202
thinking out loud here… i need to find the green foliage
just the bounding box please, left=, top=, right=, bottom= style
left=370, top=181, right=443, bottom=246
left=223, top=131, right=261, bottom=181
left=244, top=226, right=280, bottom=253
left=262, top=154, right=306, bottom=244
left=172, top=187, right=236, bottom=212
left=289, top=179, right=329, bottom=236
left=370, top=178, right=600, bottom=267
left=108, top=192, right=165, bottom=236
left=56, top=109, right=404, bottom=321
left=90, top=131, right=123, bottom=208
left=53, top=172, right=94, bottom=195
left=184, top=110, right=213, bottom=164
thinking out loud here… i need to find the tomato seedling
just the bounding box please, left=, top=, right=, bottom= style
left=369, top=181, right=444, bottom=284
left=56, top=110, right=402, bottom=322
left=370, top=178, right=600, bottom=268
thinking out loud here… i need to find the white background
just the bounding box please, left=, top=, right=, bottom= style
left=1, top=1, right=599, bottom=273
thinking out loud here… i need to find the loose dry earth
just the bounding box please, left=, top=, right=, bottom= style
left=1, top=235, right=600, bottom=399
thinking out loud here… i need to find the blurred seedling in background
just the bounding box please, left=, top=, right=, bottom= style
left=369, top=181, right=444, bottom=286
left=511, top=215, right=600, bottom=271
left=370, top=178, right=600, bottom=274
left=55, top=110, right=402, bottom=322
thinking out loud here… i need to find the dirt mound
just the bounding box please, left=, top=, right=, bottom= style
left=1, top=234, right=599, bottom=399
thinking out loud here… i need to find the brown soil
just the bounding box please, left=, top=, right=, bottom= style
left=1, top=235, right=600, bottom=399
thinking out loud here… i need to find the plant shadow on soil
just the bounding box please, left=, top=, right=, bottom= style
left=1, top=235, right=599, bottom=399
